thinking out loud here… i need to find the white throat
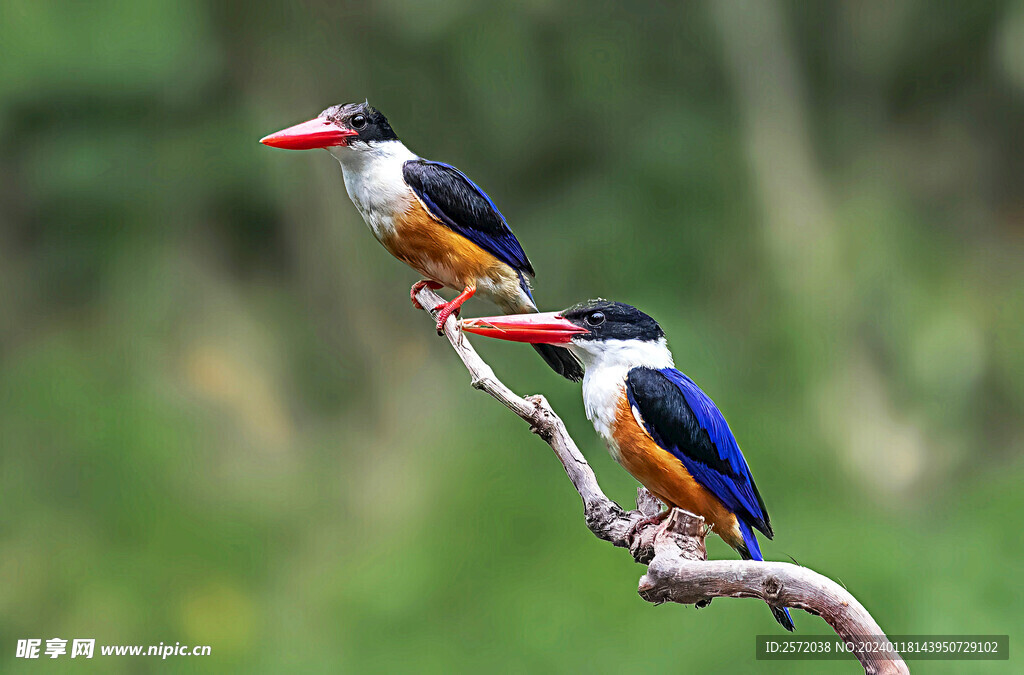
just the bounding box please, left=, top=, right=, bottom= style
left=571, top=337, right=674, bottom=374
left=572, top=338, right=674, bottom=454
left=327, top=140, right=419, bottom=240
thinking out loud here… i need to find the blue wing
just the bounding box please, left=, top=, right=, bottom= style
left=625, top=367, right=772, bottom=538
left=403, top=159, right=535, bottom=276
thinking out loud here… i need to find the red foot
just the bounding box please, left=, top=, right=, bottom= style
left=410, top=280, right=444, bottom=309
left=628, top=509, right=670, bottom=540
left=434, top=286, right=476, bottom=334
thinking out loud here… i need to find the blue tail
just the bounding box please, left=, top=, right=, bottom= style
left=737, top=520, right=795, bottom=631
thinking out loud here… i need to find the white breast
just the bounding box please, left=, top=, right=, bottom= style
left=581, top=364, right=629, bottom=463
left=329, top=141, right=419, bottom=241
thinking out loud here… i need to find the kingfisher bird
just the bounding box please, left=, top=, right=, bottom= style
left=460, top=300, right=795, bottom=630
left=260, top=102, right=583, bottom=381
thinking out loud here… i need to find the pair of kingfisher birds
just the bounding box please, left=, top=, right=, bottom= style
left=262, top=102, right=795, bottom=631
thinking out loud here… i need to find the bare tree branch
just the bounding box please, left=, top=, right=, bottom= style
left=416, top=286, right=908, bottom=675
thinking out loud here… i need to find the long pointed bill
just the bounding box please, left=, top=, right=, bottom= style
left=260, top=117, right=358, bottom=150
left=460, top=312, right=589, bottom=344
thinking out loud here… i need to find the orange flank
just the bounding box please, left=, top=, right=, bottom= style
left=380, top=199, right=525, bottom=310
left=610, top=394, right=743, bottom=548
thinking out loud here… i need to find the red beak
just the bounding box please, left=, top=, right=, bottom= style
left=460, top=312, right=589, bottom=344
left=260, top=117, right=358, bottom=150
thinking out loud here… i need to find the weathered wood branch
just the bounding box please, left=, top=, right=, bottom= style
left=416, top=286, right=908, bottom=675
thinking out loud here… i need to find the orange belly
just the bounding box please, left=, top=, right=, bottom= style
left=610, top=395, right=742, bottom=548
left=380, top=200, right=521, bottom=299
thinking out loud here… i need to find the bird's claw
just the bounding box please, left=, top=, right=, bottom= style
left=410, top=280, right=444, bottom=310
left=432, top=286, right=476, bottom=335
left=628, top=509, right=670, bottom=541
left=434, top=303, right=463, bottom=334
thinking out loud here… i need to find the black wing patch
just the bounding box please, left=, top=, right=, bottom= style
left=403, top=159, right=534, bottom=276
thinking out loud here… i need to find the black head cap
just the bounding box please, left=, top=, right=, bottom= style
left=321, top=101, right=398, bottom=144
left=560, top=300, right=665, bottom=342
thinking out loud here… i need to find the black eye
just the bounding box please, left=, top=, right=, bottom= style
left=351, top=114, right=367, bottom=129
left=585, top=311, right=605, bottom=326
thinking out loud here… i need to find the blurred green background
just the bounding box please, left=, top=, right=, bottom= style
left=2, top=0, right=1022, bottom=672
